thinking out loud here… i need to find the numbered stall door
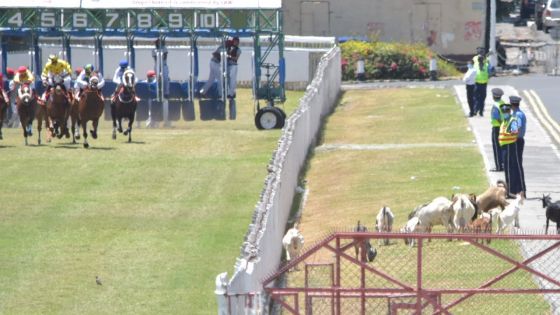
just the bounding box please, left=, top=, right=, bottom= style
left=301, top=1, right=330, bottom=36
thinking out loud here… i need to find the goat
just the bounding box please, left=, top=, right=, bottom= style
left=282, top=224, right=304, bottom=265
left=353, top=221, right=376, bottom=262
left=496, top=194, right=523, bottom=234
left=542, top=194, right=560, bottom=234
left=400, top=216, right=423, bottom=247
left=375, top=206, right=395, bottom=246
left=476, top=180, right=509, bottom=215
left=451, top=193, right=477, bottom=233
left=415, top=197, right=455, bottom=236
left=468, top=212, right=492, bottom=244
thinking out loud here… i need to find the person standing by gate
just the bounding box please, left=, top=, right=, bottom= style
left=199, top=47, right=222, bottom=98
left=152, top=39, right=169, bottom=98
left=226, top=37, right=241, bottom=99
left=510, top=95, right=527, bottom=197
left=498, top=103, right=525, bottom=199
left=490, top=88, right=506, bottom=172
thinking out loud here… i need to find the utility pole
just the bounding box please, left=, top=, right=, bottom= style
left=489, top=0, right=497, bottom=67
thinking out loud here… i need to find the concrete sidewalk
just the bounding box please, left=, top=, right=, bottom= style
left=454, top=84, right=560, bottom=232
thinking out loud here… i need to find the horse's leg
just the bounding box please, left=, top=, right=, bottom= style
left=20, top=115, right=28, bottom=145
left=124, top=113, right=134, bottom=143
left=0, top=107, right=4, bottom=140
left=111, top=106, right=117, bottom=140
left=82, top=120, right=89, bottom=148
left=63, top=108, right=70, bottom=139
left=90, top=119, right=98, bottom=139
left=70, top=112, right=77, bottom=144
left=117, top=117, right=123, bottom=133
left=36, top=109, right=42, bottom=145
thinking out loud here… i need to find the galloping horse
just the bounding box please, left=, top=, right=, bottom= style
left=46, top=74, right=71, bottom=140
left=78, top=73, right=104, bottom=148
left=16, top=84, right=48, bottom=145
left=112, top=69, right=138, bottom=143
left=0, top=89, right=8, bottom=140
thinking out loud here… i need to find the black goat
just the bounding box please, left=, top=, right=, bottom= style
left=542, top=194, right=560, bottom=234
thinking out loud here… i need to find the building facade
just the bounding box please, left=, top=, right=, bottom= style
left=283, top=0, right=487, bottom=57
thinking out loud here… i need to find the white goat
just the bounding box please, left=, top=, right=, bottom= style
left=282, top=225, right=304, bottom=262
left=496, top=194, right=524, bottom=234
left=451, top=194, right=477, bottom=233
left=415, top=197, right=455, bottom=234
left=375, top=206, right=395, bottom=245
left=401, top=216, right=423, bottom=247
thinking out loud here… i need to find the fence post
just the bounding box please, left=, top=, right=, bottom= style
left=417, top=236, right=423, bottom=314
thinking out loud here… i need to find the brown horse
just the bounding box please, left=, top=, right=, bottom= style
left=112, top=69, right=137, bottom=143
left=16, top=84, right=49, bottom=145
left=0, top=89, right=8, bottom=140
left=46, top=75, right=71, bottom=140
left=78, top=74, right=104, bottom=148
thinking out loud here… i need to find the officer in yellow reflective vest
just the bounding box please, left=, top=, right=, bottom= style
left=473, top=54, right=490, bottom=117
left=498, top=104, right=525, bottom=198
left=490, top=88, right=506, bottom=172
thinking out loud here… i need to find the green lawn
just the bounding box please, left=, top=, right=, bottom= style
left=0, top=89, right=302, bottom=314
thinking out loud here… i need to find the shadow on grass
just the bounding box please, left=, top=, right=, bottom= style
left=0, top=144, right=15, bottom=148
left=87, top=146, right=116, bottom=151
left=126, top=140, right=146, bottom=145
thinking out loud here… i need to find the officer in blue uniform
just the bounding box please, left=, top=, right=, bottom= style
left=499, top=102, right=525, bottom=198
left=490, top=88, right=506, bottom=172
left=510, top=95, right=527, bottom=197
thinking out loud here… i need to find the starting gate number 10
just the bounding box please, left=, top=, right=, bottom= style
left=5, top=11, right=218, bottom=29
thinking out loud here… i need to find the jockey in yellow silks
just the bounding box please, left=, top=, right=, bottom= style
left=41, top=54, right=73, bottom=102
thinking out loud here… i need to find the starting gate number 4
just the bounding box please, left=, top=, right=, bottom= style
left=4, top=11, right=219, bottom=29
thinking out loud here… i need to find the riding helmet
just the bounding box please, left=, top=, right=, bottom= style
left=119, top=60, right=129, bottom=68
left=18, top=66, right=27, bottom=74
left=85, top=64, right=94, bottom=73
left=147, top=70, right=156, bottom=77
left=49, top=54, right=59, bottom=62
left=6, top=67, right=15, bottom=76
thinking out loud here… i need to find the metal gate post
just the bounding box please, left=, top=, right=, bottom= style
left=335, top=235, right=341, bottom=315
left=416, top=236, right=423, bottom=315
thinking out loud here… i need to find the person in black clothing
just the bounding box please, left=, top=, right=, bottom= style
left=226, top=37, right=241, bottom=99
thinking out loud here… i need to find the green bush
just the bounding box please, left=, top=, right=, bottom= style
left=341, top=41, right=460, bottom=81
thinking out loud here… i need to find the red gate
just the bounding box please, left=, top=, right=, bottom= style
left=263, top=231, right=560, bottom=314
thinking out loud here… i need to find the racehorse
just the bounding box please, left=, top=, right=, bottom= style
left=16, top=84, right=48, bottom=145
left=78, top=73, right=104, bottom=148
left=0, top=89, right=8, bottom=140
left=112, top=69, right=138, bottom=143
left=46, top=74, right=71, bottom=140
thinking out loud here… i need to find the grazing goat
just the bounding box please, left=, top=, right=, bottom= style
left=282, top=224, right=304, bottom=263
left=476, top=180, right=509, bottom=216
left=468, top=212, right=492, bottom=244
left=542, top=194, right=560, bottom=234
left=401, top=216, right=423, bottom=247
left=496, top=194, right=523, bottom=234
left=415, top=197, right=455, bottom=235
left=451, top=194, right=477, bottom=233
left=353, top=221, right=376, bottom=262
left=375, top=206, right=395, bottom=245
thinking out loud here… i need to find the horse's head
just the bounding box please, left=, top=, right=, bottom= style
left=89, top=73, right=99, bottom=89
left=18, top=84, right=32, bottom=104
left=123, top=70, right=135, bottom=88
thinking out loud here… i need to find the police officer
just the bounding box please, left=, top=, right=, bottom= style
left=498, top=103, right=526, bottom=198
left=510, top=95, right=527, bottom=197
left=473, top=53, right=490, bottom=117
left=490, top=88, right=506, bottom=172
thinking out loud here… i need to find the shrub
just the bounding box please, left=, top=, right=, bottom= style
left=341, top=41, right=460, bottom=81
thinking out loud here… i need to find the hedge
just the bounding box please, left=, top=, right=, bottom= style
left=341, top=41, right=460, bottom=81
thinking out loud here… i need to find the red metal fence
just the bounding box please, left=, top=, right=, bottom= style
left=263, top=231, right=560, bottom=314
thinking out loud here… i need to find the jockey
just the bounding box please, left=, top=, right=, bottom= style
left=111, top=60, right=138, bottom=104
left=41, top=54, right=73, bottom=102
left=75, top=64, right=105, bottom=101
left=13, top=66, right=36, bottom=96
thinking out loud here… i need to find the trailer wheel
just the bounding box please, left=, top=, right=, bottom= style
left=255, top=107, right=281, bottom=130
left=272, top=107, right=286, bottom=129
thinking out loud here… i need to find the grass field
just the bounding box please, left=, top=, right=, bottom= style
left=296, top=88, right=551, bottom=314
left=0, top=89, right=302, bottom=314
